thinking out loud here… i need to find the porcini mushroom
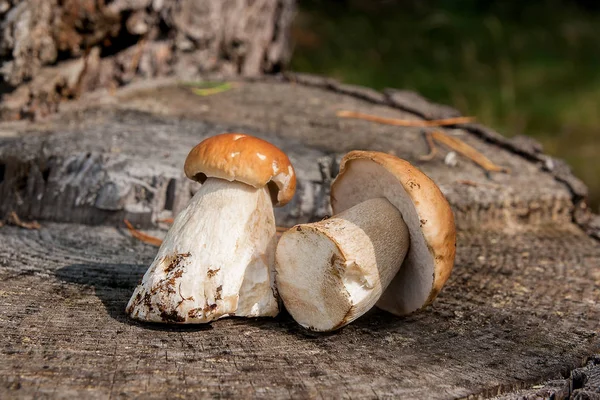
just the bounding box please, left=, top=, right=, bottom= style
left=126, top=133, right=296, bottom=323
left=275, top=151, right=455, bottom=331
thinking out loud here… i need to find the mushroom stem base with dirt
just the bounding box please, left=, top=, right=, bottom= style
left=275, top=198, right=409, bottom=331
left=126, top=178, right=278, bottom=323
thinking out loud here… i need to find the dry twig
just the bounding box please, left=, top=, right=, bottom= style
left=430, top=130, right=510, bottom=173
left=5, top=211, right=41, bottom=230
left=339, top=109, right=508, bottom=173
left=124, top=219, right=163, bottom=247
left=456, top=179, right=501, bottom=188
left=337, top=110, right=474, bottom=127
left=419, top=131, right=438, bottom=161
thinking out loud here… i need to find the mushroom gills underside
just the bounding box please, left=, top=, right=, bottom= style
left=331, top=159, right=436, bottom=315
left=126, top=178, right=278, bottom=323
left=276, top=198, right=409, bottom=331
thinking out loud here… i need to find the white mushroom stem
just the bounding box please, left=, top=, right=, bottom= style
left=275, top=198, right=410, bottom=331
left=126, top=178, right=278, bottom=323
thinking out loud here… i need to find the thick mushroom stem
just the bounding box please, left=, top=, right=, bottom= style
left=275, top=198, right=410, bottom=331
left=126, top=178, right=278, bottom=323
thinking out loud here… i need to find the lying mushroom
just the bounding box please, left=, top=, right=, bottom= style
left=275, top=151, right=455, bottom=331
left=126, top=133, right=296, bottom=323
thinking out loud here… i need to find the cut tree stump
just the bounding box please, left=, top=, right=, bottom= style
left=0, top=74, right=598, bottom=399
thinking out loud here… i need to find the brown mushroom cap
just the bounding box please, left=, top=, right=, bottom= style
left=330, top=150, right=456, bottom=315
left=184, top=133, right=296, bottom=207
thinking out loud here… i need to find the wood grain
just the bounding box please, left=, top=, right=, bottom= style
left=0, top=223, right=597, bottom=398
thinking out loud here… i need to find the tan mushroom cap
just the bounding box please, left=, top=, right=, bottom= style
left=184, top=133, right=296, bottom=207
left=330, top=150, right=456, bottom=316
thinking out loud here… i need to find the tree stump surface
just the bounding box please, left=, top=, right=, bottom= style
left=0, top=75, right=598, bottom=399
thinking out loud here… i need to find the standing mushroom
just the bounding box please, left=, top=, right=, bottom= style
left=126, top=133, right=296, bottom=323
left=275, top=151, right=455, bottom=331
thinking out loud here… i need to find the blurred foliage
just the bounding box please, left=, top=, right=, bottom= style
left=291, top=0, right=600, bottom=209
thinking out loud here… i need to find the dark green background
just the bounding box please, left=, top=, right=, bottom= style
left=291, top=0, right=600, bottom=210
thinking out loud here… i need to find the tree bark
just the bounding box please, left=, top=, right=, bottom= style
left=0, top=74, right=590, bottom=233
left=0, top=0, right=295, bottom=120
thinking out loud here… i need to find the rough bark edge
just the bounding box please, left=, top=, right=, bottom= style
left=0, top=116, right=335, bottom=229
left=489, top=354, right=600, bottom=400
left=262, top=72, right=599, bottom=240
